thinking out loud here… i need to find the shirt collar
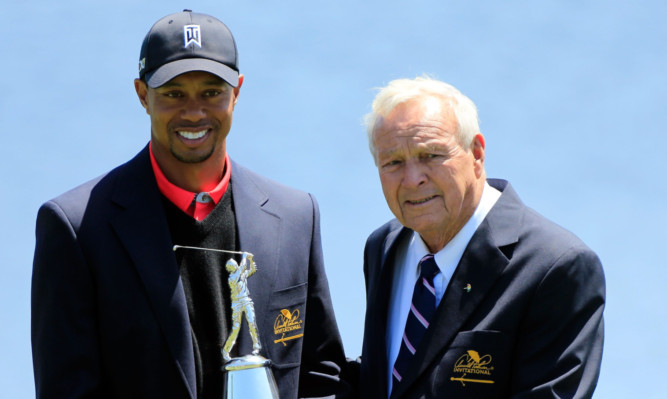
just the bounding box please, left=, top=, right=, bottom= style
left=409, top=181, right=501, bottom=276
left=149, top=142, right=231, bottom=215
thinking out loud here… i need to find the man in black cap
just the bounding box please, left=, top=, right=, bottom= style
left=31, top=10, right=350, bottom=399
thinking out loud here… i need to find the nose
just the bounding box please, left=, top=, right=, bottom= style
left=180, top=97, right=206, bottom=121
left=403, top=160, right=427, bottom=188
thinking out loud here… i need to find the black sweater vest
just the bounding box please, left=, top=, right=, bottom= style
left=163, top=185, right=239, bottom=399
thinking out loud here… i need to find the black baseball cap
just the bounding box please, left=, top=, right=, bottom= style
left=138, top=10, right=239, bottom=88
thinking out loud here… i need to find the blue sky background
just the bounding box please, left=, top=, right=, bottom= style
left=2, top=1, right=665, bottom=397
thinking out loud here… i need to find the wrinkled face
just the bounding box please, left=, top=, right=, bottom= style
left=372, top=97, right=486, bottom=251
left=135, top=71, right=241, bottom=167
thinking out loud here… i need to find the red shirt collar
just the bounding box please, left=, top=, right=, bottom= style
left=149, top=143, right=231, bottom=220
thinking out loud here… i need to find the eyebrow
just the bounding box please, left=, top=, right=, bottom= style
left=376, top=147, right=401, bottom=159
left=202, top=78, right=227, bottom=86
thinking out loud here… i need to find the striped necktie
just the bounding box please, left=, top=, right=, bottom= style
left=392, top=254, right=439, bottom=387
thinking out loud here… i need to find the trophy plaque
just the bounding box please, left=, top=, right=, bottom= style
left=173, top=246, right=280, bottom=399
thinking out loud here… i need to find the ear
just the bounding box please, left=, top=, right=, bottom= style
left=471, top=133, right=486, bottom=178
left=232, top=74, right=244, bottom=106
left=134, top=79, right=150, bottom=114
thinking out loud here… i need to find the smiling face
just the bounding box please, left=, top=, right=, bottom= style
left=135, top=71, right=242, bottom=176
left=372, top=96, right=486, bottom=252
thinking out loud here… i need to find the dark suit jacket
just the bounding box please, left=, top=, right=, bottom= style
left=32, top=146, right=349, bottom=399
left=360, top=179, right=605, bottom=399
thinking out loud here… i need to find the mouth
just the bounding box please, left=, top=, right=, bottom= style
left=406, top=195, right=437, bottom=205
left=177, top=129, right=209, bottom=140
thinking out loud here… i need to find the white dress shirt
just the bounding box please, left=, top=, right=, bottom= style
left=385, top=182, right=501, bottom=394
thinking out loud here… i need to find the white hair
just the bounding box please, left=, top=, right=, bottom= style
left=363, top=76, right=480, bottom=163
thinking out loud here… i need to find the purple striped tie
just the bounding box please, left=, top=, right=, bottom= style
left=392, top=254, right=439, bottom=387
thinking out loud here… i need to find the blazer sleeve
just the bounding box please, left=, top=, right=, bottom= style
left=511, top=245, right=605, bottom=398
left=297, top=194, right=353, bottom=399
left=31, top=201, right=103, bottom=398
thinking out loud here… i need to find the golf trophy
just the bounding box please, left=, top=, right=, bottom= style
left=173, top=246, right=280, bottom=399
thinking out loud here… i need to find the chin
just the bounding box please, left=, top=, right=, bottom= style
left=171, top=148, right=215, bottom=164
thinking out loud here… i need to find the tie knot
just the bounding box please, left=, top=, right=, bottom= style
left=419, top=254, right=439, bottom=279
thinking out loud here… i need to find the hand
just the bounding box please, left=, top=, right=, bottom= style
left=247, top=253, right=257, bottom=275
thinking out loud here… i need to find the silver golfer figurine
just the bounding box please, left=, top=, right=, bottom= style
left=222, top=252, right=262, bottom=362
left=221, top=252, right=280, bottom=399
left=172, top=245, right=279, bottom=398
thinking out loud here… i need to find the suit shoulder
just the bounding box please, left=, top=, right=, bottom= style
left=231, top=161, right=316, bottom=212
left=492, top=180, right=598, bottom=260
left=39, top=173, right=107, bottom=226
left=366, top=219, right=403, bottom=245
left=38, top=153, right=141, bottom=228
left=510, top=206, right=605, bottom=289
left=364, top=219, right=404, bottom=261
left=522, top=206, right=595, bottom=254
left=232, top=162, right=308, bottom=195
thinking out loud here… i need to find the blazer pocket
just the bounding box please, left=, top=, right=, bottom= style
left=265, top=282, right=308, bottom=366
left=268, top=282, right=308, bottom=310
left=430, top=330, right=510, bottom=398
left=449, top=330, right=507, bottom=348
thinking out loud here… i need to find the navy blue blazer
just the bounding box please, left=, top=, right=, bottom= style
left=32, top=146, right=349, bottom=399
left=359, top=179, right=605, bottom=399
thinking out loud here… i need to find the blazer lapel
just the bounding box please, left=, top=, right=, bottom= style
left=230, top=161, right=280, bottom=351
left=365, top=224, right=411, bottom=399
left=109, top=147, right=196, bottom=398
left=391, top=180, right=522, bottom=399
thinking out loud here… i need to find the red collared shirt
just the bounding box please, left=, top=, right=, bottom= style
left=149, top=143, right=231, bottom=221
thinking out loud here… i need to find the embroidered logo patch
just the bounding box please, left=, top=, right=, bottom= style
left=183, top=25, right=202, bottom=48
left=273, top=308, right=303, bottom=346
left=450, top=350, right=495, bottom=386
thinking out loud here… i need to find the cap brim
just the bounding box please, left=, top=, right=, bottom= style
left=145, top=58, right=239, bottom=88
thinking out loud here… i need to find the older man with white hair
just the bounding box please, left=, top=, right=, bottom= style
left=358, top=76, right=605, bottom=399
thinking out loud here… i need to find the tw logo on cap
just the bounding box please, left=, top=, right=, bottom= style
left=183, top=25, right=202, bottom=48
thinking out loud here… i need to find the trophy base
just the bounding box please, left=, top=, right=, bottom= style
left=224, top=355, right=280, bottom=399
